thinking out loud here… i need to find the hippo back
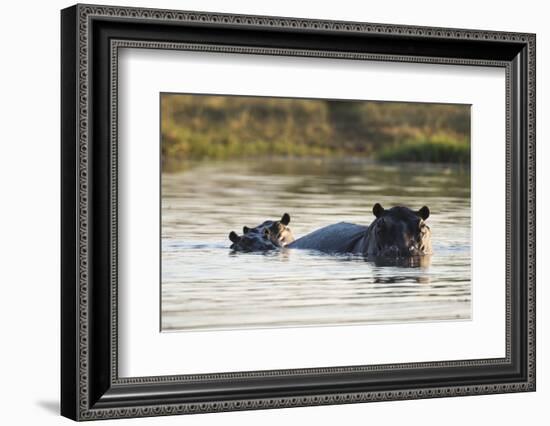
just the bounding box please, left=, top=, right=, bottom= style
left=287, top=222, right=368, bottom=254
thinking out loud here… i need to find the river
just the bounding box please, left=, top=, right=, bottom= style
left=161, top=158, right=471, bottom=331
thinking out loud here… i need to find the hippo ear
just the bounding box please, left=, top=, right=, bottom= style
left=280, top=213, right=290, bottom=226
left=417, top=206, right=430, bottom=220
left=229, top=231, right=241, bottom=243
left=373, top=203, right=385, bottom=218
left=243, top=226, right=250, bottom=234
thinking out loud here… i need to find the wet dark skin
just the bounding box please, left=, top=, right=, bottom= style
left=229, top=205, right=432, bottom=258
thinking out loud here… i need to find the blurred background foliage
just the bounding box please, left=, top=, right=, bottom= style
left=161, top=94, right=470, bottom=171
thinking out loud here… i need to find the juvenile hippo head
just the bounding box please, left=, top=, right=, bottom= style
left=242, top=213, right=295, bottom=247
left=366, top=203, right=432, bottom=258
left=229, top=213, right=294, bottom=252
left=228, top=229, right=280, bottom=252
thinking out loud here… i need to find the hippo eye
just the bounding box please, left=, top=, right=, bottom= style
left=376, top=219, right=386, bottom=234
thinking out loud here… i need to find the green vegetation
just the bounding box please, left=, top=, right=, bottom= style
left=161, top=94, right=470, bottom=171
left=376, top=134, right=470, bottom=164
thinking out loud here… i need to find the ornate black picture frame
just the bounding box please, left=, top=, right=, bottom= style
left=61, top=3, right=536, bottom=421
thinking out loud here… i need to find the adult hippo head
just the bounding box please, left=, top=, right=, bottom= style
left=229, top=213, right=294, bottom=252
left=365, top=203, right=432, bottom=257
left=287, top=206, right=431, bottom=260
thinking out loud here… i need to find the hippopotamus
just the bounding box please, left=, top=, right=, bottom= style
left=287, top=203, right=432, bottom=258
left=229, top=213, right=295, bottom=252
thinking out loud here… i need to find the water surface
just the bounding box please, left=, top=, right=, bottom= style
left=162, top=159, right=471, bottom=331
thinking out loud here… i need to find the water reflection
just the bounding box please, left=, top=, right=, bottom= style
left=161, top=159, right=471, bottom=331
left=367, top=255, right=432, bottom=269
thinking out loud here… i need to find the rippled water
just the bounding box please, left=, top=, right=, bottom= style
left=161, top=159, right=471, bottom=331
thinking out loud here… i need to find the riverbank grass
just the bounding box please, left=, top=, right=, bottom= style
left=376, top=134, right=470, bottom=164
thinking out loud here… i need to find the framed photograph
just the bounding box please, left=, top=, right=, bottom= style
left=61, top=4, right=536, bottom=421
